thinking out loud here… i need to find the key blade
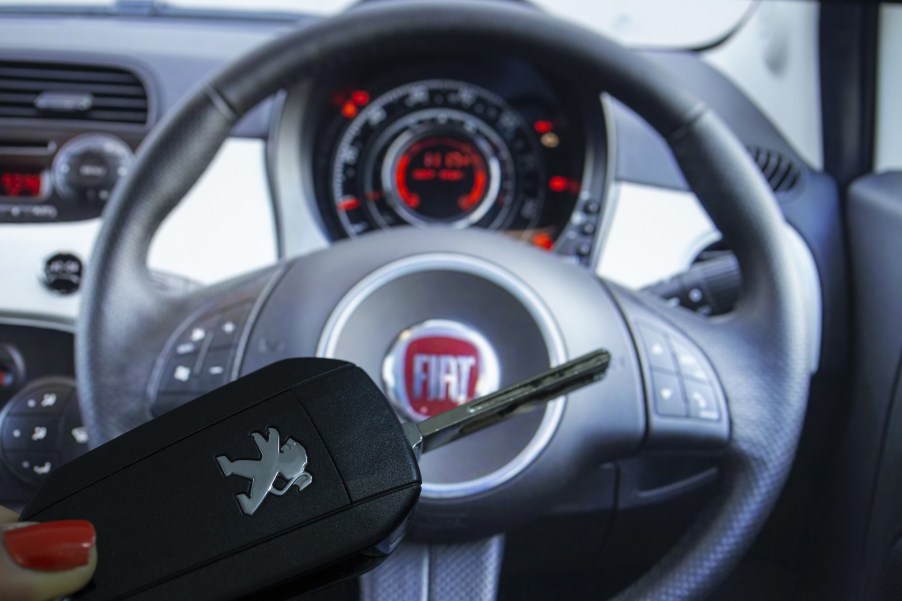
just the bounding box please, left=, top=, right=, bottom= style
left=406, top=349, right=611, bottom=455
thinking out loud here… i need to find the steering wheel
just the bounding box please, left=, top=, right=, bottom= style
left=76, top=1, right=811, bottom=599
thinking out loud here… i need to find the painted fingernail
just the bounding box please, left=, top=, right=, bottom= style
left=3, top=520, right=95, bottom=571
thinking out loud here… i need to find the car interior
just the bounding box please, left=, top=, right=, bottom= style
left=0, top=0, right=900, bottom=599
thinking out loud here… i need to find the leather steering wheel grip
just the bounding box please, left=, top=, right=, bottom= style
left=79, top=2, right=810, bottom=600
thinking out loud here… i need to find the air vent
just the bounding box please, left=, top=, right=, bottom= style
left=748, top=146, right=801, bottom=193
left=0, top=61, right=148, bottom=125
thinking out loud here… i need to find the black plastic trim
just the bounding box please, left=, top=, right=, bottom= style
left=818, top=2, right=879, bottom=189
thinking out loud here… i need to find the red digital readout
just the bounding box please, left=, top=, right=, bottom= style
left=531, top=232, right=555, bottom=251
left=0, top=171, right=42, bottom=198
left=533, top=120, right=554, bottom=134
left=337, top=195, right=361, bottom=212
left=548, top=175, right=579, bottom=194
left=395, top=137, right=488, bottom=214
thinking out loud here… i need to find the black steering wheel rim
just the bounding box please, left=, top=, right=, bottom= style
left=77, top=1, right=811, bottom=599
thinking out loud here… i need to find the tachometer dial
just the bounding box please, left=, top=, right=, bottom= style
left=330, top=80, right=545, bottom=238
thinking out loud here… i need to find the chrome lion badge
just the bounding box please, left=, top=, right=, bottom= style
left=216, top=427, right=312, bottom=516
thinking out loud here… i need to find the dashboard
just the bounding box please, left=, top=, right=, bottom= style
left=0, top=5, right=835, bottom=537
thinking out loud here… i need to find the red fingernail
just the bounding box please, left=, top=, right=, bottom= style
left=3, top=520, right=95, bottom=571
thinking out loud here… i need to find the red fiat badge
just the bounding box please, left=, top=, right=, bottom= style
left=383, top=320, right=501, bottom=421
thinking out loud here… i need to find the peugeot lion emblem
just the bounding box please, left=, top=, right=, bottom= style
left=216, top=427, right=312, bottom=516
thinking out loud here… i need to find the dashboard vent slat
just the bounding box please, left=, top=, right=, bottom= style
left=0, top=66, right=138, bottom=85
left=0, top=61, right=148, bottom=125
left=748, top=146, right=801, bottom=194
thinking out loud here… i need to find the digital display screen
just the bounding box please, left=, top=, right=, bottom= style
left=0, top=169, right=43, bottom=199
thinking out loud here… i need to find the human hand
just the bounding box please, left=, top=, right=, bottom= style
left=0, top=505, right=96, bottom=601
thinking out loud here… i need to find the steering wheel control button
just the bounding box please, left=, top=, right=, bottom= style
left=41, top=252, right=83, bottom=295
left=670, top=339, right=709, bottom=382
left=2, top=417, right=58, bottom=451
left=180, top=326, right=208, bottom=347
left=199, top=348, right=232, bottom=390
left=650, top=370, right=688, bottom=417
left=162, top=355, right=199, bottom=393
left=173, top=320, right=216, bottom=356
left=685, top=380, right=721, bottom=421
left=210, top=305, right=250, bottom=348
left=11, top=386, right=69, bottom=415
left=382, top=320, right=501, bottom=422
left=156, top=303, right=252, bottom=400
left=7, top=452, right=59, bottom=485
left=635, top=320, right=728, bottom=449
left=637, top=324, right=677, bottom=373
left=175, top=341, right=199, bottom=355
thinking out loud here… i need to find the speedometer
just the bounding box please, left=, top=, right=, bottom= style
left=307, top=64, right=599, bottom=260
left=330, top=80, right=551, bottom=240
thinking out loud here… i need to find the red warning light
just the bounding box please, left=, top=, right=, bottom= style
left=532, top=232, right=555, bottom=251
left=341, top=102, right=359, bottom=119
left=548, top=176, right=580, bottom=194
left=337, top=196, right=361, bottom=212
left=533, top=120, right=554, bottom=134
left=549, top=176, right=569, bottom=193
left=351, top=90, right=370, bottom=106
left=338, top=89, right=370, bottom=118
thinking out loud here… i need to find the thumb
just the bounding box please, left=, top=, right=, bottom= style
left=0, top=514, right=97, bottom=601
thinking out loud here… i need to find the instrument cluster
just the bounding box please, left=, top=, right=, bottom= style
left=306, top=58, right=607, bottom=263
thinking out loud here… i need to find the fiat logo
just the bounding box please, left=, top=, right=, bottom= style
left=382, top=320, right=501, bottom=421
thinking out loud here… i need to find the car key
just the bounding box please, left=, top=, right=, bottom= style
left=404, top=349, right=611, bottom=454
left=19, top=350, right=609, bottom=601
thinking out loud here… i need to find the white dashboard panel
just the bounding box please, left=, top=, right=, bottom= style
left=0, top=139, right=277, bottom=322
left=875, top=4, right=902, bottom=172
left=148, top=138, right=277, bottom=285
left=0, top=219, right=99, bottom=323
left=596, top=182, right=718, bottom=289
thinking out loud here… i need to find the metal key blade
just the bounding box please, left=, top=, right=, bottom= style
left=404, top=349, right=611, bottom=455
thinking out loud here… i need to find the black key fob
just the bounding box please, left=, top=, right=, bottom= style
left=20, top=359, right=421, bottom=600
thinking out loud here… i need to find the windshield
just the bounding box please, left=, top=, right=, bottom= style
left=1, top=0, right=755, bottom=48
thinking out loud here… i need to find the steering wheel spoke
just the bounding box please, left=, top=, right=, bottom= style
left=79, top=262, right=282, bottom=443
left=608, top=284, right=731, bottom=454
left=145, top=265, right=285, bottom=417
